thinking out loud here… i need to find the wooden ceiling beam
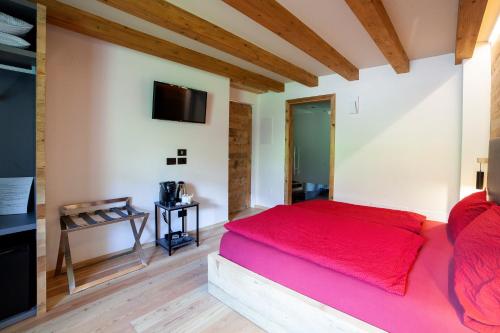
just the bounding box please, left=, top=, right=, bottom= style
left=36, top=0, right=284, bottom=93
left=230, top=81, right=265, bottom=94
left=223, top=0, right=359, bottom=81
left=455, top=0, right=488, bottom=64
left=477, top=0, right=500, bottom=42
left=98, top=0, right=318, bottom=87
left=345, top=0, right=409, bottom=73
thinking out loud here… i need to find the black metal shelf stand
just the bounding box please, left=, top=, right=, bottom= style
left=154, top=201, right=199, bottom=256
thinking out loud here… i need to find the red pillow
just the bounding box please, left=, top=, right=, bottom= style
left=454, top=206, right=500, bottom=332
left=447, top=191, right=492, bottom=243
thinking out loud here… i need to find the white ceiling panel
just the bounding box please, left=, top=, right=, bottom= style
left=383, top=0, right=458, bottom=60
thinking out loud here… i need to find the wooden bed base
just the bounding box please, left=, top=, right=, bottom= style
left=207, top=252, right=386, bottom=333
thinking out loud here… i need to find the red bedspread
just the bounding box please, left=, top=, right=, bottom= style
left=225, top=205, right=425, bottom=295
left=295, top=199, right=425, bottom=234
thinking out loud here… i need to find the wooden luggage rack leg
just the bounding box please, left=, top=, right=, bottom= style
left=55, top=198, right=149, bottom=295
left=55, top=223, right=76, bottom=291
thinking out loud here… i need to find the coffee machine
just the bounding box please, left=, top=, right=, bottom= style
left=159, top=181, right=177, bottom=206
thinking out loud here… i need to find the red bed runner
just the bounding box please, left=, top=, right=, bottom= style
left=225, top=205, right=425, bottom=295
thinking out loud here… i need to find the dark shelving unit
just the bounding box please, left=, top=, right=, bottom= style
left=0, top=0, right=37, bottom=72
left=0, top=0, right=39, bottom=329
left=0, top=0, right=37, bottom=52
left=0, top=44, right=36, bottom=70
left=154, top=201, right=200, bottom=256
left=1, top=0, right=37, bottom=16
left=156, top=234, right=196, bottom=252
left=0, top=213, right=37, bottom=237
left=0, top=230, right=37, bottom=330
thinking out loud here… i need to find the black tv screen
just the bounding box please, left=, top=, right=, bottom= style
left=152, top=81, right=207, bottom=123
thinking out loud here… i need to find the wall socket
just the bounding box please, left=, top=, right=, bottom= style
left=166, top=158, right=177, bottom=165
left=178, top=149, right=187, bottom=156
left=178, top=157, right=187, bottom=165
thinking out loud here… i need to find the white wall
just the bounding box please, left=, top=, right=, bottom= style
left=253, top=54, right=463, bottom=221
left=44, top=24, right=471, bottom=270
left=230, top=87, right=258, bottom=106
left=45, top=26, right=231, bottom=269
left=255, top=93, right=285, bottom=206
left=460, top=43, right=491, bottom=198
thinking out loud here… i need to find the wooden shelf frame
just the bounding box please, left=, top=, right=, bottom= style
left=35, top=3, right=47, bottom=316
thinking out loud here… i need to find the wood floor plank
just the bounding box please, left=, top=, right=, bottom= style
left=143, top=291, right=227, bottom=333
left=4, top=210, right=263, bottom=333
left=131, top=285, right=208, bottom=332
left=202, top=310, right=264, bottom=333
left=27, top=262, right=205, bottom=333
left=66, top=264, right=207, bottom=332
left=47, top=232, right=222, bottom=308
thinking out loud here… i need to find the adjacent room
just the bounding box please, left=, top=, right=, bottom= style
left=0, top=0, right=499, bottom=332
left=291, top=99, right=333, bottom=203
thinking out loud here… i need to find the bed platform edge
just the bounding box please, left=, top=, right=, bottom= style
left=207, top=252, right=386, bottom=333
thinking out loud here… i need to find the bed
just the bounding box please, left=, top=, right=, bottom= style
left=208, top=205, right=463, bottom=333
left=208, top=139, right=500, bottom=333
left=213, top=221, right=471, bottom=333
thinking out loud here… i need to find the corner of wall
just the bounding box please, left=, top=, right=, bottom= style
left=460, top=43, right=492, bottom=198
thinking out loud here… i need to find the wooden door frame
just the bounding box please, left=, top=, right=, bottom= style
left=228, top=101, right=253, bottom=216
left=285, top=94, right=336, bottom=205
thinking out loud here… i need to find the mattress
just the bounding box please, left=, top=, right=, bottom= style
left=220, top=221, right=473, bottom=333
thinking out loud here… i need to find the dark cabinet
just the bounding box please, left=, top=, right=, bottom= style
left=0, top=0, right=41, bottom=329
left=0, top=231, right=36, bottom=321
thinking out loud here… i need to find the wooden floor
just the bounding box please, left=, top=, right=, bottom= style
left=4, top=209, right=265, bottom=333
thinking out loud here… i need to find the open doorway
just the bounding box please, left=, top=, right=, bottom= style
left=285, top=95, right=336, bottom=204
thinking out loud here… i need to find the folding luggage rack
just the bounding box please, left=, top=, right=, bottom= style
left=55, top=197, right=149, bottom=294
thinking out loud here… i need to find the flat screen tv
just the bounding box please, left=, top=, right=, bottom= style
left=152, top=81, right=207, bottom=123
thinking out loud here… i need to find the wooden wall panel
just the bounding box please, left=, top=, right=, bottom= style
left=492, top=38, right=500, bottom=138
left=36, top=3, right=47, bottom=315
left=228, top=102, right=252, bottom=216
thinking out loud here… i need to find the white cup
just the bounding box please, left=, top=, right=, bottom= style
left=181, top=194, right=193, bottom=204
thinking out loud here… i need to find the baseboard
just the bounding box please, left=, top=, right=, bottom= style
left=47, top=221, right=227, bottom=276
left=47, top=241, right=156, bottom=277
left=198, top=220, right=227, bottom=232
left=252, top=205, right=271, bottom=210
